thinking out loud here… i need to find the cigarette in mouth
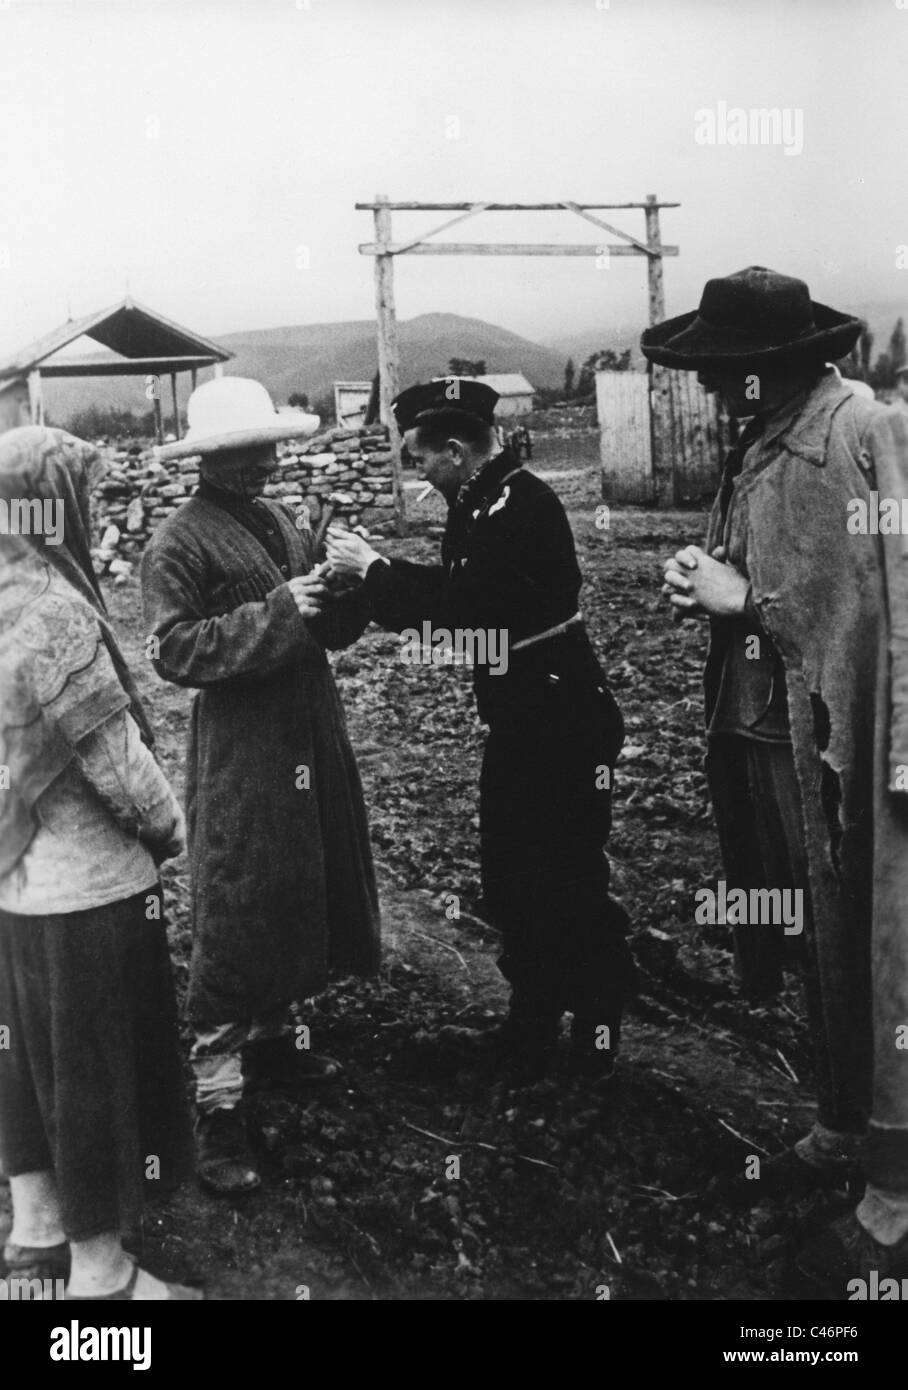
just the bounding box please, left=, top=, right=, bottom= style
left=416, top=483, right=433, bottom=503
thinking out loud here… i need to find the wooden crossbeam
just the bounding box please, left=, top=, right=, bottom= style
left=36, top=355, right=222, bottom=378
left=359, top=242, right=679, bottom=257
left=355, top=201, right=680, bottom=211
left=393, top=202, right=493, bottom=255
left=358, top=192, right=678, bottom=537
left=559, top=201, right=654, bottom=257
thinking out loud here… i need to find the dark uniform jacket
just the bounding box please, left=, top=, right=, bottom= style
left=364, top=447, right=622, bottom=747
left=361, top=447, right=630, bottom=1014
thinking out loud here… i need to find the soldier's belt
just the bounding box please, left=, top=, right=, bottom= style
left=510, top=613, right=582, bottom=652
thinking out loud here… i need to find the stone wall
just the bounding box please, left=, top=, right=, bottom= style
left=91, top=423, right=397, bottom=581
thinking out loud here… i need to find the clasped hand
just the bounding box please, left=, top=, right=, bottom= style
left=661, top=545, right=749, bottom=617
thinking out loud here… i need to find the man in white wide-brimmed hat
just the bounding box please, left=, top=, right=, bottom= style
left=141, top=378, right=381, bottom=1196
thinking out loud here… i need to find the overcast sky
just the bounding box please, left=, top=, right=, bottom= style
left=2, top=0, right=906, bottom=358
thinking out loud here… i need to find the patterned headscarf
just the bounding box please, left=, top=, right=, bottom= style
left=0, top=426, right=154, bottom=878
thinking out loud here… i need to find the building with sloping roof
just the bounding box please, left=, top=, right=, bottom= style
left=475, top=373, right=535, bottom=417
left=432, top=372, right=535, bottom=418
left=0, top=297, right=233, bottom=440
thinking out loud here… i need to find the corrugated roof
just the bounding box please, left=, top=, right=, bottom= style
left=0, top=297, right=233, bottom=380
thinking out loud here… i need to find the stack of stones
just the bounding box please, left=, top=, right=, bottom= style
left=88, top=423, right=397, bottom=582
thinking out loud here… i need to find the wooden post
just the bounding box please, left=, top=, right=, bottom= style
left=644, top=194, right=665, bottom=326
left=153, top=390, right=163, bottom=445
left=644, top=194, right=673, bottom=506
left=27, top=369, right=44, bottom=425
left=373, top=193, right=405, bottom=535
left=170, top=373, right=181, bottom=439
left=191, top=367, right=198, bottom=393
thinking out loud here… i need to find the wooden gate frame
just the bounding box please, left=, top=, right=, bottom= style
left=356, top=195, right=679, bottom=532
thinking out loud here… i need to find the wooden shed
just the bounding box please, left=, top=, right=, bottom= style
left=0, top=297, right=233, bottom=440
left=334, top=380, right=374, bottom=429
left=597, top=365, right=730, bottom=506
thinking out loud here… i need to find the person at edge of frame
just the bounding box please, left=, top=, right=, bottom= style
left=653, top=265, right=908, bottom=1290
left=0, top=427, right=200, bottom=1300
left=325, top=377, right=637, bottom=1086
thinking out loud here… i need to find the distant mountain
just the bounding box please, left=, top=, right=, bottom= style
left=547, top=299, right=908, bottom=372
left=545, top=322, right=646, bottom=369
left=42, top=312, right=567, bottom=422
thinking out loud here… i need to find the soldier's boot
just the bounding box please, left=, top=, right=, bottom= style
left=495, top=994, right=562, bottom=1083
left=567, top=932, right=637, bottom=1085
left=434, top=995, right=561, bottom=1083
left=568, top=1012, right=621, bottom=1084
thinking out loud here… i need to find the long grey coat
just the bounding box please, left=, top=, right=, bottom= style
left=705, top=372, right=908, bottom=1192
left=141, top=496, right=380, bottom=1024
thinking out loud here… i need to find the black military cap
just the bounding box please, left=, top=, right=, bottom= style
left=392, top=378, right=500, bottom=432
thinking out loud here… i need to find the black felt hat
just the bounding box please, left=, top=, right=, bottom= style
left=640, top=266, right=863, bottom=371
left=392, top=379, right=500, bottom=431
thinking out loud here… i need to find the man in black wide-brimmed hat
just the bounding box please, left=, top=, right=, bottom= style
left=325, top=377, right=636, bottom=1084
left=649, top=266, right=908, bottom=1289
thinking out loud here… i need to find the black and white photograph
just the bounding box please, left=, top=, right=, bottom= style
left=1, top=0, right=907, bottom=1351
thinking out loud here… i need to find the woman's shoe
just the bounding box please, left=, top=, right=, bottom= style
left=2, top=1240, right=69, bottom=1283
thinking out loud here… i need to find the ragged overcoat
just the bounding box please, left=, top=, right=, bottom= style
left=704, top=370, right=908, bottom=1189
left=141, top=495, right=380, bottom=1025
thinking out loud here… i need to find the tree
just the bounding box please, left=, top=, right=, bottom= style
left=575, top=347, right=632, bottom=398
left=889, top=317, right=907, bottom=378
left=870, top=351, right=894, bottom=393
left=311, top=390, right=335, bottom=426
left=859, top=325, right=874, bottom=378
left=288, top=391, right=310, bottom=409
left=447, top=358, right=486, bottom=377
left=563, top=358, right=575, bottom=398
left=866, top=318, right=908, bottom=391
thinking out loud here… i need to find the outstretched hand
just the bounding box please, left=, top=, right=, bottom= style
left=325, top=524, right=383, bottom=580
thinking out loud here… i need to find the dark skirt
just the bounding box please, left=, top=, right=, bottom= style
left=0, top=887, right=193, bottom=1242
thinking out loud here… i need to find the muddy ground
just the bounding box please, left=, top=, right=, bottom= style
left=2, top=436, right=848, bottom=1300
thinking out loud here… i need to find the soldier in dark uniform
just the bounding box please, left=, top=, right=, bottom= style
left=326, top=379, right=636, bottom=1081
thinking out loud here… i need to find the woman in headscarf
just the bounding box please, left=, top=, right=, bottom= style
left=0, top=426, right=199, bottom=1301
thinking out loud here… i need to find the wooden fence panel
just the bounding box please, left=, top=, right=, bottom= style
left=596, top=370, right=653, bottom=503
left=662, top=367, right=729, bottom=504
left=597, top=367, right=729, bottom=505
